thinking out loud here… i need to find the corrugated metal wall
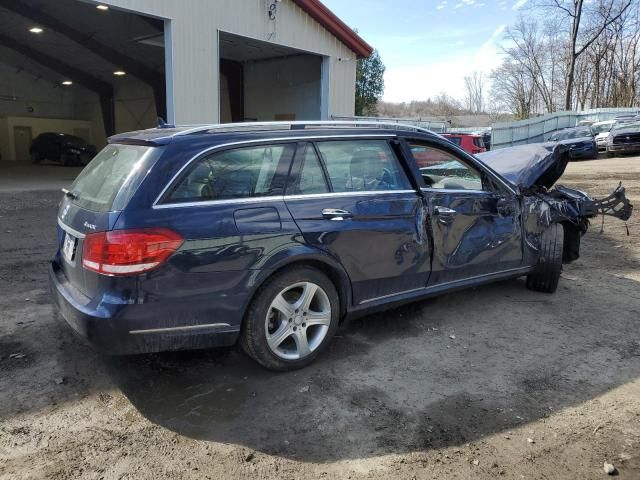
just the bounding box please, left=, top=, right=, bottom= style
left=95, top=0, right=357, bottom=124
left=491, top=108, right=640, bottom=150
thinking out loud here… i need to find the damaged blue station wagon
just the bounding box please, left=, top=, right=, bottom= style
left=49, top=122, right=633, bottom=370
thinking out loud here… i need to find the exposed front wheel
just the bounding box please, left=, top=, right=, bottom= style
left=526, top=223, right=564, bottom=294
left=30, top=150, right=41, bottom=164
left=241, top=267, right=339, bottom=371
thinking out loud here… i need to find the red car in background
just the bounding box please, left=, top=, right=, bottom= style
left=442, top=133, right=486, bottom=155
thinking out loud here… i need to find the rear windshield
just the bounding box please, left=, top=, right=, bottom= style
left=69, top=144, right=156, bottom=212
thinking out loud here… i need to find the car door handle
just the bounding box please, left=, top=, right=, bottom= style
left=322, top=208, right=352, bottom=221
left=434, top=206, right=457, bottom=224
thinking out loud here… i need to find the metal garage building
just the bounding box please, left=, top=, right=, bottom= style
left=0, top=0, right=372, bottom=163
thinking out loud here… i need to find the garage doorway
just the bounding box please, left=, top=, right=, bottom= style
left=0, top=0, right=167, bottom=162
left=13, top=126, right=32, bottom=163
left=219, top=32, right=323, bottom=123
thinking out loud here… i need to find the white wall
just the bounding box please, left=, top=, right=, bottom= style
left=95, top=0, right=357, bottom=124
left=244, top=55, right=321, bottom=121
left=114, top=77, right=158, bottom=133
left=0, top=61, right=75, bottom=119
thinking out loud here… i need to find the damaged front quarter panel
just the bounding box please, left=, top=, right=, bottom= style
left=478, top=144, right=633, bottom=264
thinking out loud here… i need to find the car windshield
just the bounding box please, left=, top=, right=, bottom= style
left=592, top=123, right=614, bottom=134
left=64, top=135, right=87, bottom=146
left=446, top=136, right=462, bottom=146
left=551, top=128, right=592, bottom=141
left=612, top=121, right=640, bottom=132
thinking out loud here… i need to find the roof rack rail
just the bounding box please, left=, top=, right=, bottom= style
left=171, top=120, right=438, bottom=137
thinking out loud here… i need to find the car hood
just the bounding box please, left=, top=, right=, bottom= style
left=476, top=143, right=569, bottom=191
left=595, top=132, right=610, bottom=140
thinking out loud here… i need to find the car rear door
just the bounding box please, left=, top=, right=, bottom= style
left=284, top=139, right=431, bottom=305
left=402, top=138, right=523, bottom=286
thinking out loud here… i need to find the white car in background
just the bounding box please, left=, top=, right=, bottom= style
left=591, top=120, right=615, bottom=151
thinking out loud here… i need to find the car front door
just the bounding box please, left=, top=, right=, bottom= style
left=403, top=138, right=523, bottom=286
left=284, top=139, right=431, bottom=305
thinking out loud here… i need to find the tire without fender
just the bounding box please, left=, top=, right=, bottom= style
left=240, top=266, right=340, bottom=371
left=526, top=223, right=564, bottom=293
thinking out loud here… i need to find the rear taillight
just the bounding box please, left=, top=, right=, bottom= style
left=82, top=228, right=183, bottom=275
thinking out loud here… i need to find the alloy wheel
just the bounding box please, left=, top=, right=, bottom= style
left=265, top=281, right=332, bottom=360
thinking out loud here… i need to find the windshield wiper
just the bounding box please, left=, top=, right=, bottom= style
left=61, top=188, right=79, bottom=200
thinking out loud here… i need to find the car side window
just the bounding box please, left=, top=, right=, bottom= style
left=294, top=144, right=329, bottom=195
left=315, top=140, right=412, bottom=192
left=408, top=142, right=483, bottom=191
left=165, top=144, right=294, bottom=203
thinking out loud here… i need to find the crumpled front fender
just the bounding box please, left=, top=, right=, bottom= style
left=522, top=183, right=633, bottom=263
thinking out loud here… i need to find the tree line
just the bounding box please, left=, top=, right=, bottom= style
left=492, top=0, right=638, bottom=119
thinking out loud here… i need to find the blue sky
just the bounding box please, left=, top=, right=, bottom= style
left=322, top=0, right=529, bottom=103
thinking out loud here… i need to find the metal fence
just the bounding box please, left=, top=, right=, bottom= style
left=491, top=107, right=640, bottom=150
left=331, top=115, right=448, bottom=133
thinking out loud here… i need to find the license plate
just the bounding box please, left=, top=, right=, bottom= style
left=62, top=232, right=77, bottom=263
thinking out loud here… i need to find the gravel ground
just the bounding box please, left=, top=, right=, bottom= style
left=1, top=156, right=639, bottom=479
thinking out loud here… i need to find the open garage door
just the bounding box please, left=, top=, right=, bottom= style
left=0, top=0, right=166, bottom=164
left=219, top=32, right=323, bottom=123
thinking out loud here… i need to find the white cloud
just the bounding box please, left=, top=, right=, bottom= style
left=437, top=4, right=445, bottom=9
left=512, top=0, right=527, bottom=10
left=382, top=25, right=506, bottom=103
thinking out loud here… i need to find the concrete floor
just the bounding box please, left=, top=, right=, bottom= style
left=0, top=163, right=83, bottom=193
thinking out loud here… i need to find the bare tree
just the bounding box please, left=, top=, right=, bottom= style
left=464, top=71, right=485, bottom=114
left=490, top=61, right=538, bottom=119
left=541, top=0, right=633, bottom=110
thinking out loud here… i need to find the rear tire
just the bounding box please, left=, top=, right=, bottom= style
left=526, top=223, right=564, bottom=294
left=240, top=266, right=340, bottom=371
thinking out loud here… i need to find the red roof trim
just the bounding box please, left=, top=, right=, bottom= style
left=292, top=0, right=374, bottom=58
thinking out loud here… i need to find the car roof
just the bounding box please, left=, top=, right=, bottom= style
left=108, top=121, right=443, bottom=147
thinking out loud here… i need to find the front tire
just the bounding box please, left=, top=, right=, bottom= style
left=526, top=223, right=564, bottom=293
left=241, top=266, right=340, bottom=371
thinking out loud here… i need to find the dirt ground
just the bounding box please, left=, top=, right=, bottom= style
left=1, top=155, right=639, bottom=480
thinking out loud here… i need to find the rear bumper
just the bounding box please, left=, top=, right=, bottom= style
left=49, top=262, right=240, bottom=355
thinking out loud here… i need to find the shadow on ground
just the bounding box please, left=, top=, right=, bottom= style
left=100, top=231, right=640, bottom=462
left=2, top=190, right=639, bottom=463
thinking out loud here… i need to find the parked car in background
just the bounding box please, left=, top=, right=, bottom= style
left=607, top=121, right=640, bottom=157
left=30, top=133, right=97, bottom=166
left=613, top=113, right=640, bottom=125
left=482, top=131, right=491, bottom=151
left=547, top=127, right=597, bottom=160
left=591, top=120, right=616, bottom=151
left=49, top=121, right=632, bottom=371
left=442, top=133, right=486, bottom=155
left=576, top=119, right=595, bottom=127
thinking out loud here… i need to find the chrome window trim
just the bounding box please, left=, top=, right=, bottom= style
left=420, top=187, right=490, bottom=195
left=284, top=190, right=417, bottom=201
left=57, top=218, right=86, bottom=239
left=153, top=190, right=419, bottom=209
left=154, top=195, right=284, bottom=209
left=151, top=134, right=397, bottom=208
